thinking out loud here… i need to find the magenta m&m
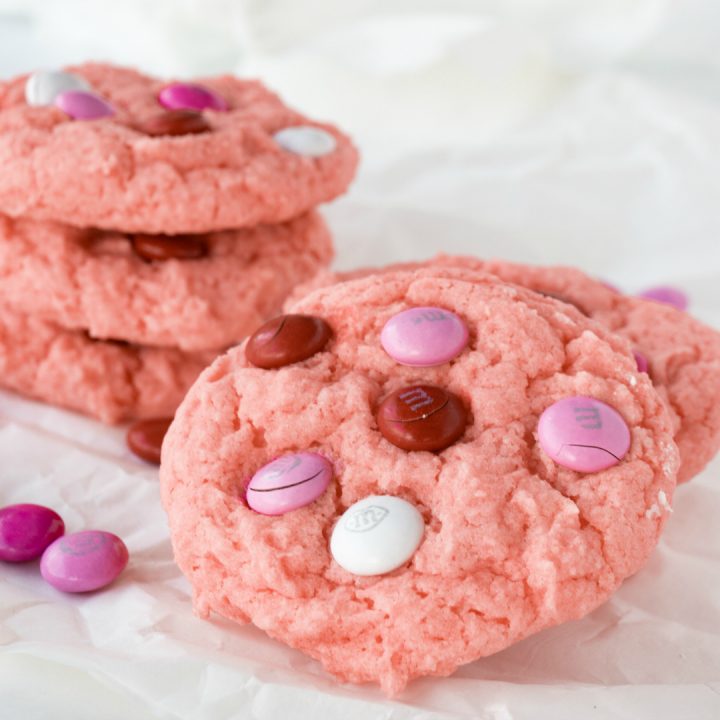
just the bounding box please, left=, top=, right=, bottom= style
left=538, top=396, right=631, bottom=472
left=158, top=82, right=227, bottom=112
left=246, top=452, right=332, bottom=515
left=55, top=90, right=114, bottom=120
left=40, top=530, right=129, bottom=593
left=380, top=306, right=469, bottom=367
left=634, top=350, right=649, bottom=374
left=638, top=286, right=688, bottom=312
left=0, top=504, right=65, bottom=563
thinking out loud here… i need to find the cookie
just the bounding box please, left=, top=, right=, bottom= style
left=0, top=306, right=214, bottom=423
left=160, top=267, right=678, bottom=694
left=0, top=211, right=332, bottom=352
left=292, top=258, right=720, bottom=483
left=0, top=63, right=358, bottom=233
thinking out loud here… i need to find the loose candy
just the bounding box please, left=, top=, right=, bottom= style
left=638, top=286, right=688, bottom=312
left=25, top=70, right=90, bottom=106
left=538, top=396, right=631, bottom=472
left=126, top=417, right=173, bottom=464
left=55, top=90, right=114, bottom=120
left=158, top=82, right=227, bottom=112
left=137, top=109, right=211, bottom=137
left=246, top=452, right=332, bottom=515
left=246, top=314, right=332, bottom=369
left=273, top=126, right=337, bottom=157
left=0, top=504, right=64, bottom=563
left=377, top=385, right=467, bottom=452
left=131, top=234, right=208, bottom=262
left=330, top=495, right=425, bottom=576
left=40, top=530, right=129, bottom=593
left=381, top=307, right=468, bottom=367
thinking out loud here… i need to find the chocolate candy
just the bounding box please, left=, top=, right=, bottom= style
left=137, top=110, right=211, bottom=137
left=246, top=452, right=332, bottom=515
left=40, top=530, right=129, bottom=593
left=131, top=234, right=208, bottom=262
left=273, top=126, right=337, bottom=157
left=25, top=70, right=90, bottom=106
left=638, top=286, right=688, bottom=312
left=158, top=82, right=227, bottom=112
left=381, top=307, right=468, bottom=367
left=537, top=396, right=631, bottom=472
left=536, top=290, right=588, bottom=316
left=126, top=417, right=173, bottom=464
left=330, top=495, right=425, bottom=576
left=377, top=385, right=467, bottom=452
left=55, top=90, right=114, bottom=120
left=0, top=504, right=65, bottom=563
left=246, top=314, right=332, bottom=369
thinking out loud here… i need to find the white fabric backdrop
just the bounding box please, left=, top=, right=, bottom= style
left=0, top=1, right=719, bottom=718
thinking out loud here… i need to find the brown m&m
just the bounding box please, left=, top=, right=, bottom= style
left=131, top=234, right=208, bottom=262
left=536, top=290, right=588, bottom=316
left=137, top=109, right=211, bottom=137
left=246, top=314, right=332, bottom=369
left=377, top=385, right=467, bottom=452
left=126, top=417, right=173, bottom=464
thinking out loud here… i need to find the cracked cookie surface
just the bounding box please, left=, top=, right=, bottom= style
left=294, top=257, right=720, bottom=483
left=160, top=268, right=678, bottom=694
left=0, top=63, right=358, bottom=233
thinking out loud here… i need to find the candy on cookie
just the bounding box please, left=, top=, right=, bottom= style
left=160, top=267, right=679, bottom=694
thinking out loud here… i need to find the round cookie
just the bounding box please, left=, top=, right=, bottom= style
left=292, top=257, right=720, bottom=483
left=161, top=267, right=678, bottom=694
left=0, top=306, right=214, bottom=423
left=0, top=211, right=332, bottom=352
left=0, top=63, right=358, bottom=233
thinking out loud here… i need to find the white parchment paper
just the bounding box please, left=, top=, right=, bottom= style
left=1, top=2, right=720, bottom=718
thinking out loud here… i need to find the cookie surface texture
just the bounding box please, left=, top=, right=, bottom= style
left=292, top=258, right=720, bottom=483
left=161, top=268, right=678, bottom=693
left=0, top=211, right=332, bottom=351
left=0, top=307, right=213, bottom=423
left=0, top=64, right=358, bottom=233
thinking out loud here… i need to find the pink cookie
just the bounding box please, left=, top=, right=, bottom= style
left=161, top=267, right=678, bottom=694
left=0, top=306, right=214, bottom=423
left=0, top=211, right=332, bottom=351
left=0, top=63, right=358, bottom=233
left=292, top=258, right=720, bottom=483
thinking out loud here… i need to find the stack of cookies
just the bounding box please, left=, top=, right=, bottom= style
left=0, top=63, right=358, bottom=423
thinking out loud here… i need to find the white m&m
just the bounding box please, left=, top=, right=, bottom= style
left=273, top=126, right=337, bottom=157
left=25, top=70, right=90, bottom=107
left=330, top=495, right=424, bottom=576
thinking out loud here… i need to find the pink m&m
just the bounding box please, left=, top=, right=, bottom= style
left=246, top=452, right=332, bottom=516
left=0, top=504, right=64, bottom=563
left=538, top=396, right=631, bottom=473
left=634, top=350, right=649, bottom=374
left=40, top=530, right=128, bottom=593
left=158, top=82, right=227, bottom=112
left=638, top=286, right=688, bottom=312
left=55, top=90, right=114, bottom=120
left=381, top=307, right=469, bottom=367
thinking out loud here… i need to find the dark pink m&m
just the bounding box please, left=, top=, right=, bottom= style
left=0, top=504, right=65, bottom=562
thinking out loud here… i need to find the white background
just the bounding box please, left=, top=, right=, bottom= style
left=0, top=1, right=719, bottom=718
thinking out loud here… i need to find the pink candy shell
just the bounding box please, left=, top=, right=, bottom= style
left=246, top=452, right=332, bottom=516
left=380, top=306, right=469, bottom=367
left=538, top=396, right=631, bottom=473
left=40, top=530, right=129, bottom=593
left=0, top=503, right=65, bottom=563
left=55, top=90, right=115, bottom=120
left=158, top=82, right=227, bottom=112
left=638, top=286, right=688, bottom=312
